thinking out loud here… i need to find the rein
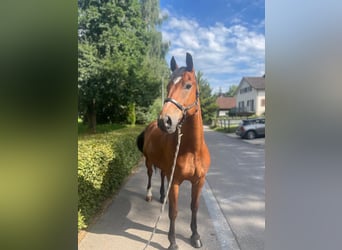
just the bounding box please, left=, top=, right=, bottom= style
left=143, top=126, right=183, bottom=250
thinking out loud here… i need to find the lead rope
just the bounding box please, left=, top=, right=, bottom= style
left=142, top=126, right=183, bottom=250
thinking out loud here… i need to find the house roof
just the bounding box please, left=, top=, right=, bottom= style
left=216, top=96, right=236, bottom=109
left=233, top=75, right=265, bottom=96
left=243, top=76, right=265, bottom=90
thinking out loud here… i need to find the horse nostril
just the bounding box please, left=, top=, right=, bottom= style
left=157, top=115, right=173, bottom=131
left=165, top=116, right=172, bottom=128
left=158, top=115, right=175, bottom=132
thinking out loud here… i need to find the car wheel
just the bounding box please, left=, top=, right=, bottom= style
left=246, top=131, right=256, bottom=139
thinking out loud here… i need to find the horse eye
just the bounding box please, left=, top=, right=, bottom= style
left=185, top=83, right=192, bottom=89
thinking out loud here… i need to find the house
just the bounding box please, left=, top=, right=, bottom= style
left=216, top=96, right=236, bottom=117
left=234, top=75, right=265, bottom=116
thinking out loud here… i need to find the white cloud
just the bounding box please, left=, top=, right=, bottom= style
left=160, top=8, right=170, bottom=19
left=168, top=17, right=199, bottom=31
left=179, top=31, right=201, bottom=49
left=161, top=13, right=265, bottom=93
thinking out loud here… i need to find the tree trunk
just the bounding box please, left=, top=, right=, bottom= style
left=87, top=99, right=96, bottom=133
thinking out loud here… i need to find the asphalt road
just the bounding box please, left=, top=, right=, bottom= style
left=204, top=129, right=265, bottom=250
left=79, top=128, right=265, bottom=250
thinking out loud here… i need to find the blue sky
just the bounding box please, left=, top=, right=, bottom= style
left=159, top=0, right=265, bottom=93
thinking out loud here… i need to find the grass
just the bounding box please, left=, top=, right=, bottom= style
left=212, top=124, right=239, bottom=133
left=78, top=123, right=132, bottom=136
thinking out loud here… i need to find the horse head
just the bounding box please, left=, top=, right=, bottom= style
left=158, top=53, right=199, bottom=134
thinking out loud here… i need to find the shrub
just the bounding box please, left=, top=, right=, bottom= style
left=136, top=98, right=161, bottom=125
left=78, top=127, right=142, bottom=230
left=127, top=102, right=136, bottom=126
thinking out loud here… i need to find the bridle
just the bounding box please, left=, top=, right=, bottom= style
left=164, top=88, right=199, bottom=127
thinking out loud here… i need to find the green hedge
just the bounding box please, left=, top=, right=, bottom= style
left=78, top=127, right=142, bottom=230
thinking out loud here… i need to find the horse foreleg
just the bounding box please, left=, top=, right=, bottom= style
left=159, top=171, right=166, bottom=203
left=146, top=162, right=153, bottom=202
left=190, top=178, right=205, bottom=248
left=168, top=183, right=179, bottom=250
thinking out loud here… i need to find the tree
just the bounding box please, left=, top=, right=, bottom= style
left=218, top=87, right=223, bottom=97
left=225, top=85, right=238, bottom=97
left=78, top=0, right=168, bottom=131
left=78, top=41, right=100, bottom=131
left=196, top=71, right=218, bottom=124
left=136, top=97, right=162, bottom=124
left=131, top=0, right=169, bottom=125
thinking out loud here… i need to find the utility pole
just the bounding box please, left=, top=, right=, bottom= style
left=161, top=78, right=164, bottom=106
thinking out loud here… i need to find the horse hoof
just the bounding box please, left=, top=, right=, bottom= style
left=145, top=196, right=152, bottom=202
left=191, top=237, right=202, bottom=248
left=167, top=243, right=178, bottom=250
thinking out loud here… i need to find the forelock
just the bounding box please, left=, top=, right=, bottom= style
left=170, top=67, right=186, bottom=84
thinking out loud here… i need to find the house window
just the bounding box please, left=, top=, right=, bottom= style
left=250, top=99, right=254, bottom=111
left=261, top=99, right=265, bottom=107
left=239, top=86, right=252, bottom=94
left=247, top=100, right=255, bottom=112
left=238, top=101, right=244, bottom=111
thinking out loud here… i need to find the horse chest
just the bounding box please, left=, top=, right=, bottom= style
left=176, top=154, right=203, bottom=179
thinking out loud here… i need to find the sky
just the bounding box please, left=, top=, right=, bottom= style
left=159, top=0, right=265, bottom=93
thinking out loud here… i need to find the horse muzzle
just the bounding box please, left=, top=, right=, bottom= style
left=157, top=114, right=178, bottom=134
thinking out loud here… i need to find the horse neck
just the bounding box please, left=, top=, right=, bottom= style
left=181, top=106, right=204, bottom=152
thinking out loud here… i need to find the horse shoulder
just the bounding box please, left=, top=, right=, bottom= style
left=143, top=122, right=158, bottom=155
left=143, top=122, right=174, bottom=167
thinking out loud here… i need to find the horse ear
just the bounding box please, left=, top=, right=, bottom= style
left=186, top=52, right=193, bottom=71
left=170, top=56, right=178, bottom=72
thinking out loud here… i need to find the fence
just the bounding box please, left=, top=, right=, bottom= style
left=212, top=117, right=243, bottom=132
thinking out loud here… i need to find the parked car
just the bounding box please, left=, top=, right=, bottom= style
left=235, top=118, right=265, bottom=139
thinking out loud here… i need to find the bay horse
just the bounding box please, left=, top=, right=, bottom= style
left=137, top=53, right=211, bottom=249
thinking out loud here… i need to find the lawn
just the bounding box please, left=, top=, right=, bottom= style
left=212, top=124, right=239, bottom=133
left=78, top=122, right=129, bottom=135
